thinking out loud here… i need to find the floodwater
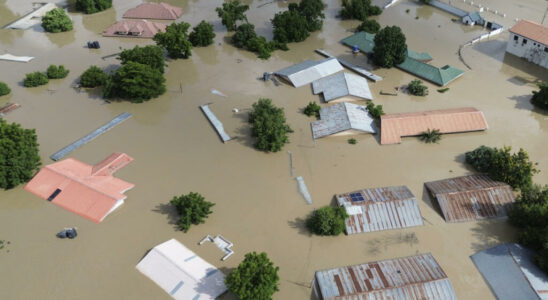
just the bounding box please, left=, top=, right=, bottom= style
left=0, top=0, right=547, bottom=299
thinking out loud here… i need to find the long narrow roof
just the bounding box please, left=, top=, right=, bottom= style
left=312, top=72, right=372, bottom=102
left=103, top=20, right=166, bottom=38
left=123, top=2, right=183, bottom=20
left=510, top=20, right=548, bottom=46
left=24, top=153, right=134, bottom=223
left=274, top=58, right=343, bottom=88
left=380, top=107, right=488, bottom=145
left=336, top=185, right=423, bottom=234
left=425, top=174, right=515, bottom=222
left=311, top=102, right=376, bottom=139
left=315, top=253, right=457, bottom=300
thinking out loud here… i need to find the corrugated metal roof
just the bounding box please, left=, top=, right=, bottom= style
left=312, top=72, right=373, bottom=102
left=471, top=243, right=548, bottom=300
left=311, top=102, right=376, bottom=139
left=380, top=107, right=488, bottom=145
left=425, top=174, right=515, bottom=223
left=315, top=253, right=457, bottom=300
left=274, top=58, right=343, bottom=88
left=336, top=185, right=423, bottom=234
left=200, top=104, right=231, bottom=143
left=510, top=20, right=548, bottom=46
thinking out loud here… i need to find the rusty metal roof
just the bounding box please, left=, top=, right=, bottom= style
left=425, top=174, right=515, bottom=223
left=336, top=186, right=423, bottom=234
left=314, top=253, right=457, bottom=300
left=380, top=107, right=488, bottom=145
left=510, top=20, right=548, bottom=46
left=311, top=102, right=377, bottom=139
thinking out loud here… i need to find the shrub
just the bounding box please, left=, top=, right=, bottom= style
left=216, top=0, right=249, bottom=31
left=0, top=119, right=41, bottom=190
left=23, top=72, right=48, bottom=87
left=248, top=98, right=293, bottom=152
left=225, top=252, right=280, bottom=300
left=366, top=101, right=384, bottom=120
left=340, top=0, right=382, bottom=20
left=408, top=79, right=428, bottom=96
left=348, top=138, right=357, bottom=144
left=357, top=19, right=380, bottom=34
left=531, top=82, right=548, bottom=110
left=373, top=26, right=407, bottom=68
left=41, top=8, right=72, bottom=33
left=80, top=66, right=107, bottom=88
left=103, top=61, right=166, bottom=103
left=75, top=0, right=112, bottom=14
left=303, top=101, right=321, bottom=117
left=233, top=24, right=284, bottom=59
left=272, top=8, right=310, bottom=44
left=119, top=45, right=166, bottom=73
left=0, top=82, right=10, bottom=96
left=306, top=206, right=348, bottom=235
left=437, top=88, right=449, bottom=93
left=46, top=65, right=69, bottom=79
left=419, top=129, right=441, bottom=143
left=232, top=23, right=257, bottom=48
left=170, top=192, right=214, bottom=232
left=189, top=21, right=216, bottom=47
left=153, top=22, right=192, bottom=59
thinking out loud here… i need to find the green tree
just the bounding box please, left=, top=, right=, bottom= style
left=531, top=82, right=548, bottom=110
left=373, top=26, right=407, bottom=68
left=248, top=98, right=293, bottom=152
left=366, top=101, right=384, bottom=120
left=340, top=0, right=382, bottom=20
left=303, top=101, right=321, bottom=117
left=153, top=22, right=193, bottom=59
left=357, top=19, right=380, bottom=34
left=297, top=0, right=325, bottom=31
left=189, top=21, right=216, bottom=47
left=119, top=45, right=166, bottom=73
left=272, top=9, right=310, bottom=44
left=46, top=65, right=70, bottom=79
left=41, top=8, right=73, bottom=33
left=408, top=79, right=428, bottom=96
left=79, top=66, right=107, bottom=87
left=170, top=192, right=214, bottom=232
left=23, top=72, right=49, bottom=87
left=419, top=129, right=441, bottom=143
left=232, top=23, right=257, bottom=48
left=216, top=0, right=249, bottom=31
left=464, top=145, right=495, bottom=173
left=246, top=36, right=275, bottom=59
left=0, top=82, right=10, bottom=96
left=75, top=0, right=112, bottom=14
left=0, top=119, right=41, bottom=190
left=225, top=252, right=280, bottom=300
left=305, top=206, right=348, bottom=235
left=103, top=62, right=166, bottom=103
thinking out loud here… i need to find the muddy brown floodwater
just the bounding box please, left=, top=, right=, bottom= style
left=1, top=0, right=547, bottom=299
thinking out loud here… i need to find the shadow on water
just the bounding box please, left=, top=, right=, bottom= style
left=233, top=112, right=256, bottom=149
left=288, top=217, right=311, bottom=237
left=152, top=203, right=180, bottom=231
left=422, top=185, right=444, bottom=221
left=501, top=53, right=548, bottom=82
left=508, top=94, right=534, bottom=110
left=470, top=219, right=516, bottom=252
left=364, top=232, right=420, bottom=255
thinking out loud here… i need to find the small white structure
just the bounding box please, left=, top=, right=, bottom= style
left=199, top=235, right=234, bottom=261
left=136, top=239, right=227, bottom=300
left=274, top=58, right=343, bottom=88
left=506, top=20, right=548, bottom=69
left=3, top=3, right=59, bottom=30
left=312, top=72, right=373, bottom=103
left=311, top=102, right=376, bottom=139
left=200, top=104, right=231, bottom=143
left=0, top=54, right=34, bottom=63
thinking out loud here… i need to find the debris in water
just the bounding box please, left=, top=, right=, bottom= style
left=263, top=72, right=272, bottom=81
left=57, top=228, right=78, bottom=239
left=296, top=176, right=312, bottom=204
left=210, top=89, right=227, bottom=97
left=199, top=234, right=234, bottom=261
left=232, top=108, right=239, bottom=113
left=288, top=151, right=294, bottom=177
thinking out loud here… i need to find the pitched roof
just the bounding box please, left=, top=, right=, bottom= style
left=311, top=102, right=376, bottom=139
left=312, top=72, right=373, bottom=102
left=380, top=107, right=488, bottom=145
left=123, top=2, right=183, bottom=20
left=24, top=153, right=134, bottom=223
left=340, top=31, right=376, bottom=54
left=336, top=185, right=423, bottom=234
left=315, top=253, right=457, bottom=300
left=510, top=20, right=548, bottom=46
left=137, top=239, right=227, bottom=300
left=103, top=20, right=166, bottom=38
left=425, top=174, right=515, bottom=222
left=467, top=11, right=484, bottom=23
left=274, top=57, right=344, bottom=87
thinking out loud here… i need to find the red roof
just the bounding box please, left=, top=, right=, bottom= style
left=103, top=20, right=166, bottom=38
left=123, top=2, right=182, bottom=20
left=25, top=153, right=134, bottom=223
left=510, top=20, right=548, bottom=46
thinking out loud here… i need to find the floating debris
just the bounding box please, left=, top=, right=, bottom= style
left=296, top=176, right=312, bottom=204
left=56, top=228, right=78, bottom=239
left=200, top=104, right=231, bottom=143
left=0, top=103, right=21, bottom=117
left=87, top=41, right=100, bottom=49
left=199, top=235, right=234, bottom=261
left=210, top=89, right=227, bottom=97
left=287, top=151, right=293, bottom=177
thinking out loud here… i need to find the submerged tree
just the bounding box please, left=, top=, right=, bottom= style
left=373, top=26, right=407, bottom=68
left=103, top=61, right=166, bottom=102
left=531, top=82, right=548, bottom=110
left=248, top=98, right=293, bottom=152
left=340, top=0, right=382, bottom=20
left=189, top=21, right=216, bottom=47
left=216, top=0, right=249, bottom=31
left=0, top=82, right=10, bottom=96
left=357, top=19, right=380, bottom=34
left=46, top=65, right=70, bottom=79
left=303, top=101, right=321, bottom=117
left=225, top=252, right=280, bottom=300
left=41, top=8, right=73, bottom=33
left=306, top=206, right=348, bottom=236
left=153, top=22, right=193, bottom=59
left=119, top=45, right=166, bottom=73
left=366, top=101, right=384, bottom=120
left=419, top=129, right=441, bottom=143
left=408, top=79, right=428, bottom=96
left=170, top=192, right=214, bottom=232
left=23, top=72, right=48, bottom=87
left=296, top=0, right=325, bottom=32
left=0, top=119, right=41, bottom=190
left=272, top=8, right=310, bottom=44
left=75, top=0, right=112, bottom=14
left=232, top=23, right=257, bottom=48
left=79, top=66, right=107, bottom=88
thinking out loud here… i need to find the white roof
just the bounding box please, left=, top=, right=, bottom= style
left=311, top=102, right=377, bottom=139
left=274, top=58, right=344, bottom=88
left=136, top=239, right=227, bottom=300
left=312, top=72, right=373, bottom=102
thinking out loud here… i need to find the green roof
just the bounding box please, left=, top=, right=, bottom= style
left=406, top=49, right=432, bottom=62
left=341, top=31, right=375, bottom=54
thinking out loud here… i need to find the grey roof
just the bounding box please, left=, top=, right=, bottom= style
left=471, top=243, right=548, bottom=300
left=312, top=72, right=373, bottom=102
left=311, top=102, right=376, bottom=139
left=274, top=58, right=344, bottom=88
left=200, top=104, right=231, bottom=143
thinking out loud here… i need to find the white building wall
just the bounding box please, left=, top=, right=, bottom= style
left=506, top=33, right=548, bottom=69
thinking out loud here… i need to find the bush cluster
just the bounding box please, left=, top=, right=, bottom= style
left=373, top=26, right=407, bottom=68
left=366, top=101, right=384, bottom=120
left=408, top=79, right=428, bottom=96
left=272, top=0, right=325, bottom=44
left=42, top=8, right=73, bottom=33
left=225, top=252, right=280, bottom=300
left=119, top=45, right=166, bottom=73
left=170, top=192, right=214, bottom=232
left=232, top=24, right=287, bottom=59
left=303, top=101, right=321, bottom=117
left=75, top=0, right=112, bottom=14
left=189, top=21, right=216, bottom=47
left=340, top=0, right=382, bottom=20
left=79, top=66, right=107, bottom=88
left=46, top=65, right=69, bottom=79
left=23, top=72, right=49, bottom=87
left=357, top=19, right=381, bottom=34
left=531, top=82, right=548, bottom=110
left=0, top=82, right=10, bottom=96
left=103, top=61, right=166, bottom=103
left=248, top=98, right=293, bottom=152
left=216, top=0, right=249, bottom=32
left=305, top=206, right=348, bottom=236
left=153, top=22, right=193, bottom=59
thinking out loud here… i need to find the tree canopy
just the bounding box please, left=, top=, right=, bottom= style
left=408, top=79, right=428, bottom=96
left=46, top=65, right=69, bottom=79
left=272, top=8, right=310, bottom=44
left=357, top=19, right=380, bottom=34
left=232, top=23, right=257, bottom=48
left=153, top=22, right=193, bottom=59
left=306, top=206, right=348, bottom=235
left=119, top=45, right=166, bottom=73
left=0, top=82, right=10, bottom=96
left=248, top=98, right=292, bottom=152
left=23, top=72, right=48, bottom=87
left=216, top=0, right=249, bottom=31
left=0, top=119, right=41, bottom=190
left=170, top=192, right=214, bottom=232
left=303, top=101, right=321, bottom=117
left=189, top=21, right=216, bottom=47
left=79, top=66, right=107, bottom=88
left=296, top=0, right=325, bottom=32
left=232, top=24, right=285, bottom=59
left=75, top=0, right=112, bottom=14
left=366, top=101, right=384, bottom=120
left=103, top=61, right=166, bottom=102
left=531, top=82, right=548, bottom=110
left=41, top=8, right=73, bottom=33
left=225, top=252, right=280, bottom=300
left=373, top=26, right=407, bottom=68
left=340, top=0, right=382, bottom=20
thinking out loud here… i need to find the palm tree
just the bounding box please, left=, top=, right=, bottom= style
left=419, top=129, right=441, bottom=143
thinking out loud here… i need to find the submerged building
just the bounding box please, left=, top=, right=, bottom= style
left=311, top=102, right=376, bottom=139
left=506, top=20, right=548, bottom=69
left=274, top=57, right=343, bottom=88
left=103, top=20, right=166, bottom=38
left=312, top=72, right=373, bottom=102
left=123, top=2, right=183, bottom=20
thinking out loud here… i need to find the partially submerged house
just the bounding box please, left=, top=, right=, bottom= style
left=425, top=174, right=515, bottom=223
left=103, top=20, right=166, bottom=38
left=312, top=72, right=372, bottom=102
left=462, top=11, right=485, bottom=26
left=123, top=2, right=183, bottom=20
left=380, top=107, right=488, bottom=145
left=3, top=3, right=58, bottom=29
left=274, top=57, right=343, bottom=88
left=25, top=153, right=134, bottom=223
left=314, top=253, right=457, bottom=300
left=506, top=20, right=548, bottom=69
left=471, top=243, right=548, bottom=300
left=311, top=102, right=376, bottom=139
left=336, top=185, right=423, bottom=235
left=137, top=239, right=227, bottom=300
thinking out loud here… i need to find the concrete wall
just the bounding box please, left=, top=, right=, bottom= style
left=506, top=33, right=548, bottom=69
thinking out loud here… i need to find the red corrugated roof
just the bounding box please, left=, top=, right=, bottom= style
left=103, top=20, right=166, bottom=38
left=380, top=107, right=488, bottom=144
left=123, top=2, right=183, bottom=20
left=510, top=20, right=548, bottom=46
left=25, top=153, right=134, bottom=223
